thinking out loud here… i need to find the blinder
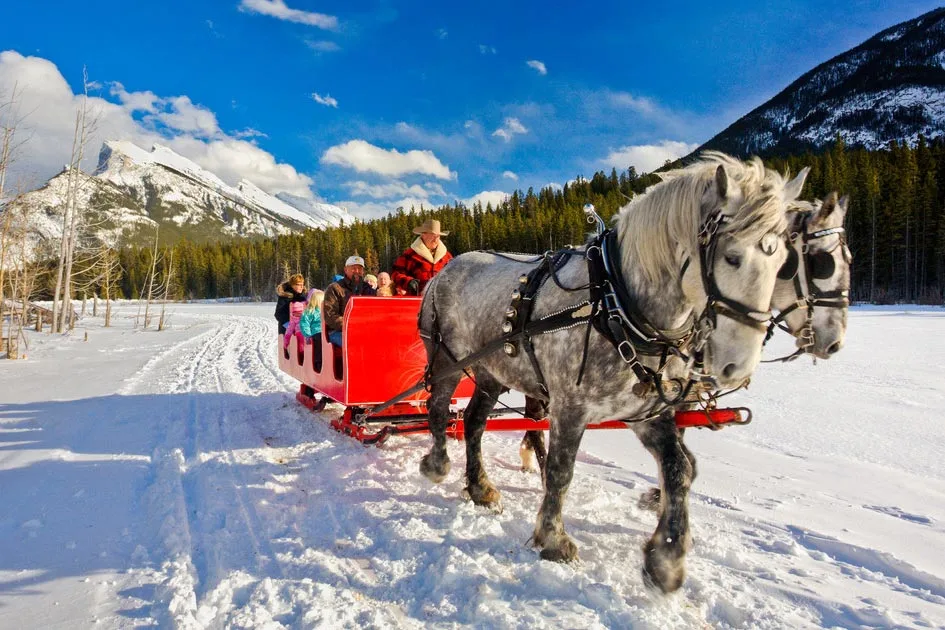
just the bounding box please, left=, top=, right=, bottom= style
left=808, top=250, right=835, bottom=280
left=777, top=247, right=798, bottom=280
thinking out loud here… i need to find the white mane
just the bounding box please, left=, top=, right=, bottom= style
left=615, top=152, right=793, bottom=284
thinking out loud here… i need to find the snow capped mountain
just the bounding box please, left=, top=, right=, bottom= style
left=6, top=140, right=353, bottom=256
left=698, top=7, right=945, bottom=156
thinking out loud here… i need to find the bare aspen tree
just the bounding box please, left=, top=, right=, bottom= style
left=158, top=250, right=175, bottom=331
left=143, top=225, right=161, bottom=330
left=52, top=69, right=98, bottom=333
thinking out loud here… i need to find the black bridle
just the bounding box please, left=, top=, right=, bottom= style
left=763, top=214, right=851, bottom=362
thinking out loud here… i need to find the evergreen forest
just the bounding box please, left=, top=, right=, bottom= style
left=93, top=138, right=945, bottom=304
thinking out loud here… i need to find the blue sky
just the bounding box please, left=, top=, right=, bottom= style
left=1, top=0, right=941, bottom=218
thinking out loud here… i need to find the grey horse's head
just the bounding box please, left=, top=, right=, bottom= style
left=773, top=193, right=851, bottom=358
left=630, top=153, right=804, bottom=387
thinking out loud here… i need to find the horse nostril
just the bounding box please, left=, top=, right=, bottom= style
left=722, top=363, right=736, bottom=380
left=826, top=341, right=842, bottom=355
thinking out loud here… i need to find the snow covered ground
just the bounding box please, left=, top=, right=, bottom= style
left=1, top=302, right=943, bottom=629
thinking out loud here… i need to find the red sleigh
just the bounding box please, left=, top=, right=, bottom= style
left=278, top=297, right=749, bottom=445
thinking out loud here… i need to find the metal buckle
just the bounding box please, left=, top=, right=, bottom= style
left=616, top=340, right=637, bottom=364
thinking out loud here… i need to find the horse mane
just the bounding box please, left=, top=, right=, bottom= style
left=614, top=151, right=792, bottom=284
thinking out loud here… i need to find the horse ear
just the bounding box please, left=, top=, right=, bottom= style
left=783, top=167, right=809, bottom=202
left=714, top=165, right=728, bottom=200
left=817, top=191, right=839, bottom=220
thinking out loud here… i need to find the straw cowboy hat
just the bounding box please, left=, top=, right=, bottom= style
left=412, top=219, right=450, bottom=236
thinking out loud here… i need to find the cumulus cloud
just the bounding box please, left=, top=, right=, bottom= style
left=600, top=140, right=699, bottom=174
left=463, top=190, right=509, bottom=209
left=238, top=0, right=338, bottom=29
left=0, top=50, right=314, bottom=198
left=156, top=95, right=221, bottom=137
left=526, top=60, right=547, bottom=75
left=312, top=92, right=338, bottom=108
left=344, top=180, right=445, bottom=200
left=435, top=28, right=448, bottom=40
left=109, top=82, right=159, bottom=113
left=479, top=44, right=497, bottom=55
left=502, top=171, right=518, bottom=181
left=321, top=140, right=454, bottom=180
left=492, top=117, right=527, bottom=142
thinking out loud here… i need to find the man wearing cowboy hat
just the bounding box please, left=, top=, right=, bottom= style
left=392, top=218, right=453, bottom=296
left=323, top=254, right=376, bottom=347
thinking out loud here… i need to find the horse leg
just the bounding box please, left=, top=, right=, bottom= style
left=519, top=396, right=548, bottom=473
left=638, top=428, right=696, bottom=513
left=531, top=410, right=585, bottom=562
left=633, top=413, right=694, bottom=593
left=419, top=370, right=463, bottom=484
left=462, top=372, right=503, bottom=509
left=519, top=431, right=546, bottom=473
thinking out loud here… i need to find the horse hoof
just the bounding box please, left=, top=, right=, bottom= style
left=642, top=540, right=686, bottom=593
left=638, top=488, right=661, bottom=512
left=463, top=483, right=503, bottom=512
left=419, top=453, right=450, bottom=483
left=539, top=537, right=578, bottom=563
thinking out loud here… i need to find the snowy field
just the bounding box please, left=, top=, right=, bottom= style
left=1, top=302, right=944, bottom=629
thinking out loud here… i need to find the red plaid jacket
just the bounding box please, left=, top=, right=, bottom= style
left=391, top=244, right=452, bottom=295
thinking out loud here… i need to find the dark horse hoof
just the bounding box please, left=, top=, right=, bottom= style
left=538, top=537, right=578, bottom=563
left=419, top=453, right=450, bottom=483
left=642, top=539, right=686, bottom=593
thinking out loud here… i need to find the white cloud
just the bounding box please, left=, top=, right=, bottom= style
left=526, top=60, right=547, bottom=75
left=600, top=140, right=699, bottom=174
left=502, top=171, right=518, bottom=181
left=436, top=28, right=448, bottom=40
left=305, top=39, right=341, bottom=53
left=607, top=91, right=657, bottom=116
left=479, top=44, right=497, bottom=55
left=312, top=92, right=338, bottom=108
left=155, top=95, right=220, bottom=137
left=492, top=117, right=527, bottom=142
left=344, top=180, right=445, bottom=200
left=0, top=50, right=314, bottom=198
left=109, top=82, right=159, bottom=113
left=321, top=140, right=454, bottom=180
left=238, top=0, right=338, bottom=29
left=463, top=190, right=509, bottom=209
left=339, top=197, right=435, bottom=220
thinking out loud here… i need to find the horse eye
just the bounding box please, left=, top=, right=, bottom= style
left=724, top=254, right=741, bottom=268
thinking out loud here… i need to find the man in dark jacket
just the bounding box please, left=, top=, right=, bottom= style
left=391, top=219, right=453, bottom=295
left=274, top=274, right=307, bottom=332
left=323, top=255, right=376, bottom=347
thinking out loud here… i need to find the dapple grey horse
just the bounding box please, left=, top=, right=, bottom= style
left=636, top=190, right=853, bottom=518
left=417, top=153, right=806, bottom=592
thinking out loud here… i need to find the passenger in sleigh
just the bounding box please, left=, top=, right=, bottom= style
left=275, top=274, right=307, bottom=334
left=299, top=289, right=324, bottom=344
left=323, top=255, right=376, bottom=348
left=391, top=219, right=452, bottom=295
left=375, top=271, right=398, bottom=296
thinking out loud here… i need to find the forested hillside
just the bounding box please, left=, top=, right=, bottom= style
left=85, top=138, right=945, bottom=304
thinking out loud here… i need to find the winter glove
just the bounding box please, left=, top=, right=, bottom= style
left=407, top=279, right=420, bottom=295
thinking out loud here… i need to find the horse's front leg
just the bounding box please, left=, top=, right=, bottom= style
left=419, top=370, right=462, bottom=484
left=462, top=371, right=503, bottom=509
left=633, top=412, right=694, bottom=593
left=532, top=407, right=586, bottom=562
left=638, top=428, right=697, bottom=513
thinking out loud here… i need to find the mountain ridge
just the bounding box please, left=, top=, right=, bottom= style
left=6, top=140, right=353, bottom=259
left=695, top=7, right=945, bottom=157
